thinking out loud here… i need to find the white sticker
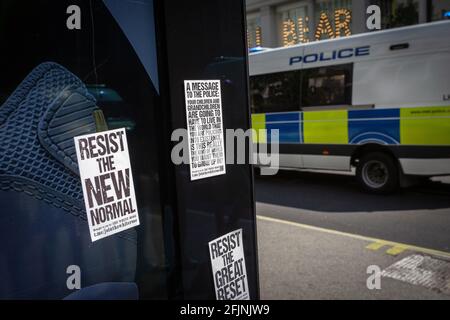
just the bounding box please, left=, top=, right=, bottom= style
left=208, top=229, right=250, bottom=300
left=74, top=128, right=140, bottom=242
left=184, top=80, right=226, bottom=181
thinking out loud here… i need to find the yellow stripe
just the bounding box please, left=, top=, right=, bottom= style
left=386, top=245, right=407, bottom=256
left=303, top=110, right=348, bottom=144
left=251, top=114, right=266, bottom=143
left=257, top=215, right=450, bottom=259
left=366, top=241, right=386, bottom=251
left=400, top=106, right=450, bottom=145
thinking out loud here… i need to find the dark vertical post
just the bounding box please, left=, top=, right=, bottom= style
left=154, top=0, right=259, bottom=299
left=426, top=0, right=433, bottom=22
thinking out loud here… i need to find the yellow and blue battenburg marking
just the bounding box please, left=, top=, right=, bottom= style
left=265, top=112, right=302, bottom=143
left=348, top=109, right=400, bottom=144
left=251, top=106, right=450, bottom=146
left=304, top=110, right=348, bottom=144
left=400, top=107, right=450, bottom=145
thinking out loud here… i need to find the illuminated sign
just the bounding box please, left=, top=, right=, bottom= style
left=248, top=25, right=262, bottom=49
left=283, top=8, right=352, bottom=47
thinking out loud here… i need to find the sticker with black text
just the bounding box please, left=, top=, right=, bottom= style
left=184, top=80, right=226, bottom=180
left=209, top=229, right=249, bottom=300
left=74, top=128, right=140, bottom=242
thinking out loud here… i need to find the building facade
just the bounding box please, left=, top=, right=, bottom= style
left=246, top=0, right=450, bottom=48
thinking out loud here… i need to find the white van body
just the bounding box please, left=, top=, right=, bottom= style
left=249, top=21, right=450, bottom=191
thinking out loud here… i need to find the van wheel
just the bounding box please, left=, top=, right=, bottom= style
left=356, top=152, right=399, bottom=194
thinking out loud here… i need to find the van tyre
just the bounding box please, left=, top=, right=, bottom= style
left=356, top=152, right=399, bottom=194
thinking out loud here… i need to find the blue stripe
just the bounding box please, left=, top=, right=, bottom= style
left=348, top=108, right=399, bottom=119
left=266, top=112, right=301, bottom=143
left=349, top=109, right=400, bottom=144
left=266, top=112, right=300, bottom=123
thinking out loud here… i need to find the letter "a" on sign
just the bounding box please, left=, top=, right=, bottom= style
left=67, top=5, right=81, bottom=30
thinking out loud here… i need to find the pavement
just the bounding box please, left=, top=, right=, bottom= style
left=255, top=171, right=450, bottom=300
left=257, top=215, right=450, bottom=300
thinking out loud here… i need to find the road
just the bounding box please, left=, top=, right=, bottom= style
left=255, top=170, right=450, bottom=299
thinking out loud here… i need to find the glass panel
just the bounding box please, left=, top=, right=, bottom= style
left=0, top=0, right=166, bottom=299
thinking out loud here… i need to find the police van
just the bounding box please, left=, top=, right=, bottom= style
left=250, top=20, right=450, bottom=193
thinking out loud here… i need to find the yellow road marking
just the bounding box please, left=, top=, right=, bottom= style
left=257, top=215, right=450, bottom=260
left=366, top=241, right=387, bottom=251
left=386, top=246, right=408, bottom=256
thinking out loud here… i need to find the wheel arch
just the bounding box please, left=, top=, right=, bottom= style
left=350, top=143, right=402, bottom=172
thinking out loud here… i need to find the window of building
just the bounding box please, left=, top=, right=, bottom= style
left=301, top=64, right=353, bottom=108
left=430, top=0, right=450, bottom=21
left=247, top=15, right=262, bottom=48
left=250, top=71, right=301, bottom=113
left=369, top=0, right=419, bottom=28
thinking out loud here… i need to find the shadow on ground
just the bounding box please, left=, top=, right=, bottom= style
left=255, top=170, right=450, bottom=212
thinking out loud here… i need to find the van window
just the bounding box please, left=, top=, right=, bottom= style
left=301, top=64, right=353, bottom=109
left=250, top=71, right=300, bottom=113
left=250, top=63, right=353, bottom=113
